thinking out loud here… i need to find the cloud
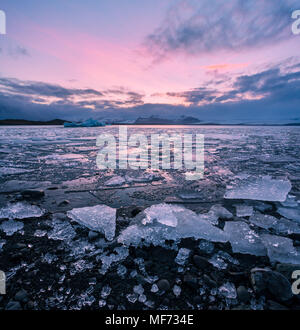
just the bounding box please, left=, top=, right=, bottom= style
left=146, top=0, right=299, bottom=60
left=0, top=60, right=300, bottom=124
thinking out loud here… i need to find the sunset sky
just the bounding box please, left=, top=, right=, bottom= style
left=0, top=0, right=300, bottom=123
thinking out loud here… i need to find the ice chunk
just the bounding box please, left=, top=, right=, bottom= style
left=218, top=282, right=237, bottom=299
left=117, top=264, right=127, bottom=278
left=277, top=207, right=300, bottom=224
left=104, top=176, right=126, bottom=187
left=235, top=205, right=253, bottom=217
left=118, top=204, right=228, bottom=248
left=175, top=248, right=191, bottom=265
left=34, top=229, right=47, bottom=237
left=48, top=217, right=76, bottom=241
left=151, top=284, right=159, bottom=293
left=199, top=211, right=219, bottom=225
left=101, top=285, right=112, bottom=299
left=249, top=212, right=300, bottom=235
left=210, top=205, right=233, bottom=219
left=0, top=219, right=24, bottom=236
left=261, top=234, right=300, bottom=264
left=198, top=240, right=214, bottom=254
left=224, top=221, right=266, bottom=256
left=0, top=202, right=44, bottom=219
left=208, top=254, right=228, bottom=270
left=97, top=246, right=129, bottom=275
left=249, top=212, right=278, bottom=230
left=224, top=176, right=291, bottom=202
left=133, top=284, right=144, bottom=295
left=142, top=203, right=184, bottom=227
left=67, top=204, right=116, bottom=241
left=173, top=285, right=181, bottom=297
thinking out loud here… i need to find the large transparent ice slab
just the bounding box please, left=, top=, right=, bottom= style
left=67, top=205, right=116, bottom=241
left=118, top=203, right=228, bottom=247
left=223, top=221, right=266, bottom=256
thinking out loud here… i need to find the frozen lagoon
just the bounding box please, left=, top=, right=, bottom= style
left=0, top=125, right=300, bottom=310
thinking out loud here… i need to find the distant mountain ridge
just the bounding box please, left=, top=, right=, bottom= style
left=0, top=119, right=70, bottom=125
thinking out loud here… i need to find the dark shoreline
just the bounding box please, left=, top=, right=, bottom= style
left=0, top=119, right=300, bottom=127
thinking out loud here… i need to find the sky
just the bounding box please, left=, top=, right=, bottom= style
left=0, top=0, right=300, bottom=123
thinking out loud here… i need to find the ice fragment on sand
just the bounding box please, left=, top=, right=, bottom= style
left=0, top=219, right=24, bottom=236
left=67, top=204, right=116, bottom=241
left=97, top=246, right=129, bottom=275
left=235, top=205, right=253, bottom=217
left=224, top=221, right=266, bottom=256
left=173, top=285, right=181, bottom=297
left=209, top=251, right=239, bottom=269
left=175, top=248, right=191, bottom=265
left=198, top=240, right=214, bottom=254
left=261, top=234, right=300, bottom=264
left=218, top=282, right=237, bottom=299
left=0, top=202, right=44, bottom=219
left=224, top=176, right=291, bottom=202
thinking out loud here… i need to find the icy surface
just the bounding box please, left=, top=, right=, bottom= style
left=118, top=204, right=228, bottom=247
left=0, top=219, right=24, bottom=236
left=224, top=221, right=266, bottom=256
left=0, top=202, right=45, bottom=219
left=225, top=176, right=291, bottom=202
left=67, top=204, right=116, bottom=241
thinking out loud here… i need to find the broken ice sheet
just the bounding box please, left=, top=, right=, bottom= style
left=224, top=221, right=266, bottom=256
left=224, top=176, right=291, bottom=202
left=67, top=204, right=116, bottom=241
left=261, top=234, right=300, bottom=264
left=0, top=202, right=45, bottom=220
left=118, top=203, right=228, bottom=248
left=0, top=219, right=24, bottom=236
